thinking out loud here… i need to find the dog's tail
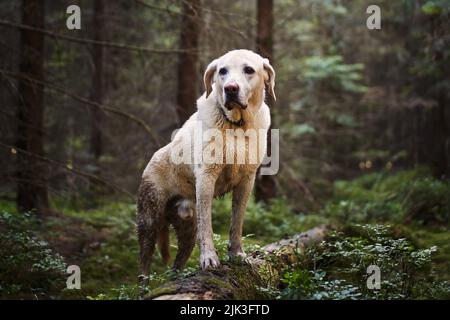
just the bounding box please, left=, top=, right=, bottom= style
left=158, top=223, right=170, bottom=265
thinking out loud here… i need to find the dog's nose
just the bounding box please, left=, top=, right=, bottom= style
left=224, top=83, right=239, bottom=95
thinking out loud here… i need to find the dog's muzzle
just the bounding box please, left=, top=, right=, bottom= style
left=224, top=83, right=247, bottom=110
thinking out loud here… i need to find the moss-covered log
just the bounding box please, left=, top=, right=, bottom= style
left=146, top=225, right=328, bottom=300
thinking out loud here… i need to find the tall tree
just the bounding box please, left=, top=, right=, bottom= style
left=429, top=13, right=450, bottom=178
left=176, top=0, right=201, bottom=125
left=90, top=0, right=105, bottom=163
left=16, top=0, right=49, bottom=213
left=255, top=0, right=276, bottom=203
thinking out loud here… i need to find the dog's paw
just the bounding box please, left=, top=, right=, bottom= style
left=200, top=251, right=221, bottom=270
left=228, top=249, right=247, bottom=263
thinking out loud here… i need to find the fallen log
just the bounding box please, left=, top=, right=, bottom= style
left=146, top=225, right=328, bottom=300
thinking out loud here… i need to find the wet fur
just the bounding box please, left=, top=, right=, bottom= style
left=137, top=49, right=275, bottom=278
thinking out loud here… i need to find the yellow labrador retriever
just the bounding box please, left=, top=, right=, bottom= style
left=137, top=49, right=275, bottom=277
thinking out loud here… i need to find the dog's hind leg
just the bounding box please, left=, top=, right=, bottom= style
left=136, top=179, right=166, bottom=284
left=171, top=199, right=197, bottom=270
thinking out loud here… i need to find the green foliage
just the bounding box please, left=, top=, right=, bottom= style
left=301, top=55, right=367, bottom=93
left=87, top=284, right=140, bottom=300
left=213, top=195, right=328, bottom=242
left=0, top=212, right=67, bottom=299
left=289, top=123, right=316, bottom=138
left=282, top=271, right=362, bottom=300
left=324, top=169, right=450, bottom=226
left=280, top=224, right=450, bottom=300
left=213, top=233, right=231, bottom=261
left=60, top=202, right=141, bottom=298
left=334, top=113, right=358, bottom=128
left=1, top=0, right=450, bottom=301
left=212, top=233, right=261, bottom=262
left=421, top=0, right=450, bottom=15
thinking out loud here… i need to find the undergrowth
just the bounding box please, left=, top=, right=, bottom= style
left=1, top=168, right=448, bottom=299
left=279, top=224, right=450, bottom=300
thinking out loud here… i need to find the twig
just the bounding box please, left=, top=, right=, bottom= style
left=134, top=0, right=251, bottom=41
left=0, top=69, right=162, bottom=147
left=134, top=0, right=183, bottom=16
left=0, top=142, right=136, bottom=201
left=0, top=18, right=199, bottom=55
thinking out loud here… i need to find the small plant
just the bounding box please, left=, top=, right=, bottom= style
left=212, top=233, right=261, bottom=262
left=280, top=224, right=449, bottom=300
left=0, top=211, right=67, bottom=299
left=213, top=195, right=328, bottom=242
left=324, top=169, right=450, bottom=227
left=213, top=233, right=230, bottom=261
left=301, top=55, right=367, bottom=94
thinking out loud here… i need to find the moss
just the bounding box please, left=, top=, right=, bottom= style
left=146, top=261, right=272, bottom=300
left=396, top=225, right=450, bottom=281
left=147, top=283, right=180, bottom=299
left=220, top=262, right=268, bottom=299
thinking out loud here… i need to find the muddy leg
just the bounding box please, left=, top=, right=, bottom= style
left=136, top=179, right=165, bottom=286
left=172, top=201, right=197, bottom=270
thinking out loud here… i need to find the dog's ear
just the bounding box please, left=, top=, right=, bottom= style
left=204, top=59, right=218, bottom=98
left=263, top=58, right=276, bottom=101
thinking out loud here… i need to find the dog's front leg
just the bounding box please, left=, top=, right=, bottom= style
left=229, top=173, right=256, bottom=260
left=196, top=172, right=220, bottom=270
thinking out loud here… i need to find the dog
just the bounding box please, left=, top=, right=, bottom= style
left=137, top=49, right=275, bottom=278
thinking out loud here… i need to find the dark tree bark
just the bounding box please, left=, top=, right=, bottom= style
left=256, top=0, right=274, bottom=64
left=431, top=15, right=450, bottom=178
left=16, top=0, right=49, bottom=214
left=176, top=0, right=201, bottom=126
left=90, top=0, right=105, bottom=162
left=255, top=0, right=277, bottom=203
left=435, top=93, right=450, bottom=178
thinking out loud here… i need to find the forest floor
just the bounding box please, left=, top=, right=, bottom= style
left=1, top=168, right=449, bottom=299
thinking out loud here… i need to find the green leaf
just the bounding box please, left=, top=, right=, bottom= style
left=421, top=1, right=444, bottom=15
left=291, top=123, right=317, bottom=136
left=335, top=114, right=358, bottom=128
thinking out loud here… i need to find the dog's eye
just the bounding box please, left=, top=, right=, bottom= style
left=218, top=68, right=228, bottom=75
left=243, top=66, right=255, bottom=74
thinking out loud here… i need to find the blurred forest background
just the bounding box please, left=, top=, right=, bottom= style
left=0, top=0, right=449, bottom=300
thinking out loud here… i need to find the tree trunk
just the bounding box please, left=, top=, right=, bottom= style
left=90, top=0, right=104, bottom=162
left=255, top=0, right=276, bottom=203
left=256, top=0, right=274, bottom=63
left=16, top=0, right=49, bottom=214
left=176, top=0, right=201, bottom=126
left=146, top=226, right=327, bottom=300
left=431, top=14, right=450, bottom=178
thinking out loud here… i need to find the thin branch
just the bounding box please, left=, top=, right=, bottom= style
left=180, top=0, right=256, bottom=21
left=0, top=142, right=136, bottom=201
left=0, top=18, right=198, bottom=55
left=134, top=0, right=252, bottom=41
left=135, top=0, right=254, bottom=21
left=0, top=69, right=162, bottom=147
left=0, top=109, right=47, bottom=133
left=134, top=0, right=182, bottom=16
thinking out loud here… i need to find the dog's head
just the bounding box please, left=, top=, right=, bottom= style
left=203, top=49, right=276, bottom=113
